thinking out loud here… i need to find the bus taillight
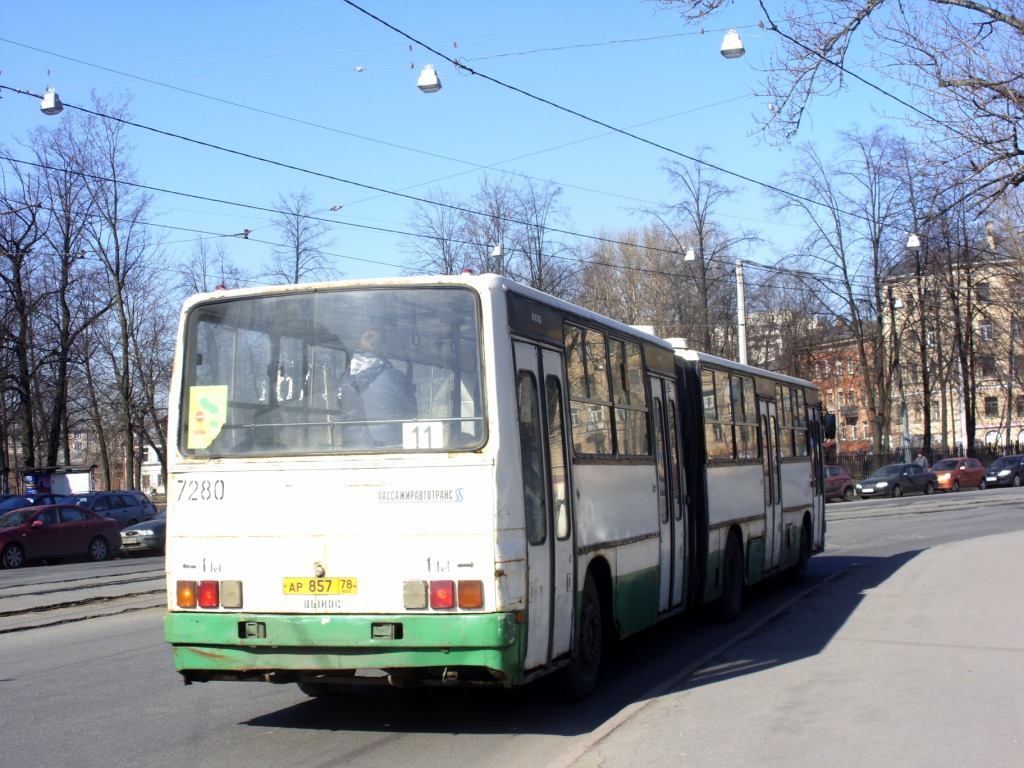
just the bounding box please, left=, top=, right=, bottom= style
left=429, top=580, right=455, bottom=609
left=403, top=580, right=428, bottom=609
left=198, top=580, right=220, bottom=608
left=176, top=581, right=197, bottom=608
left=457, top=580, right=483, bottom=609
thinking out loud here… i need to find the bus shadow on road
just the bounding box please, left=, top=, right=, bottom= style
left=243, top=550, right=922, bottom=738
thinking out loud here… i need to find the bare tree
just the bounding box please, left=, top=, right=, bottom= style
left=74, top=93, right=160, bottom=489
left=0, top=162, right=46, bottom=471
left=183, top=237, right=252, bottom=294
left=773, top=129, right=907, bottom=453
left=659, top=149, right=757, bottom=355
left=576, top=224, right=685, bottom=330
left=652, top=1, right=1024, bottom=206
left=404, top=175, right=577, bottom=298
left=265, top=190, right=337, bottom=284
left=509, top=179, right=576, bottom=297
left=402, top=188, right=470, bottom=276
left=461, top=176, right=518, bottom=276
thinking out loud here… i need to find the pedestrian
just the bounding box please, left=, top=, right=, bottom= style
left=915, top=452, right=928, bottom=468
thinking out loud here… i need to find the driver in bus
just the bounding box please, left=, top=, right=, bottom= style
left=337, top=328, right=416, bottom=448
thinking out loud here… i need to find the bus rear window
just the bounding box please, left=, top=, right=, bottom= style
left=179, top=286, right=485, bottom=456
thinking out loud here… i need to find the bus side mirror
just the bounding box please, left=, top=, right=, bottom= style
left=823, top=413, right=836, bottom=439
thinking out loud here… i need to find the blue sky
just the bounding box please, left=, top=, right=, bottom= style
left=0, top=1, right=904, bottom=286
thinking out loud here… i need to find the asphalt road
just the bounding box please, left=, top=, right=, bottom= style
left=2, top=487, right=1022, bottom=768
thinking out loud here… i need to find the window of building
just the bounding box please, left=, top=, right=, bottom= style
left=984, top=396, right=999, bottom=417
left=978, top=355, right=997, bottom=377
left=979, top=320, right=994, bottom=341
left=975, top=282, right=991, bottom=302
left=1016, top=395, right=1024, bottom=418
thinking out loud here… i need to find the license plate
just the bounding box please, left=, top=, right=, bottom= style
left=283, top=577, right=357, bottom=595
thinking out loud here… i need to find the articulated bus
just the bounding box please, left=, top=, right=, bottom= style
left=164, top=274, right=824, bottom=699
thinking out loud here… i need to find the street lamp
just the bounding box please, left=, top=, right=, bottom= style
left=40, top=87, right=63, bottom=115
left=720, top=29, right=745, bottom=59
left=416, top=65, right=442, bottom=93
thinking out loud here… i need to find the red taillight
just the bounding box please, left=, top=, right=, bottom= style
left=429, top=580, right=455, bottom=609
left=198, top=580, right=220, bottom=608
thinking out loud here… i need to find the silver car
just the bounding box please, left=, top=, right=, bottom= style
left=120, top=511, right=166, bottom=555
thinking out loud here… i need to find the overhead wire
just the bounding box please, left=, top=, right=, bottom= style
left=8, top=153, right=889, bottom=295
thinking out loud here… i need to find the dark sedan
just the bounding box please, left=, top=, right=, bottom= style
left=120, top=510, right=165, bottom=555
left=855, top=463, right=938, bottom=498
left=0, top=504, right=121, bottom=569
left=984, top=455, right=1024, bottom=487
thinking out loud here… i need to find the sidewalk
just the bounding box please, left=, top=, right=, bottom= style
left=562, top=531, right=1024, bottom=767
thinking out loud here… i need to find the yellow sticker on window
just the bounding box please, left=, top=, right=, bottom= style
left=187, top=385, right=228, bottom=449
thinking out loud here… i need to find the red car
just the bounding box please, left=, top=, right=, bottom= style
left=930, top=457, right=987, bottom=492
left=0, top=503, right=121, bottom=569
left=824, top=465, right=855, bottom=502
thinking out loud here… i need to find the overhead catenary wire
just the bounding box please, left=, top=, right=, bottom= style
left=8, top=153, right=893, bottom=295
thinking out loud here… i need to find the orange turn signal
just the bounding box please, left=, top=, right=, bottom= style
left=176, top=580, right=197, bottom=608
left=457, top=580, right=483, bottom=609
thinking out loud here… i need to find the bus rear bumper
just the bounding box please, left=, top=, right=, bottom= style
left=164, top=611, right=524, bottom=688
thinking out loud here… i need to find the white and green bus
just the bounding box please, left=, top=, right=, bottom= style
left=164, top=274, right=824, bottom=699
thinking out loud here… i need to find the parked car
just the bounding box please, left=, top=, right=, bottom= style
left=855, top=463, right=938, bottom=498
left=824, top=465, right=855, bottom=502
left=126, top=490, right=159, bottom=520
left=68, top=491, right=148, bottom=528
left=120, top=510, right=166, bottom=556
left=0, top=503, right=121, bottom=569
left=984, top=454, right=1024, bottom=487
left=0, top=493, right=68, bottom=512
left=930, top=457, right=987, bottom=492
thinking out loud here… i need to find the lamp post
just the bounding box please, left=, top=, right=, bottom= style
left=735, top=259, right=747, bottom=365
left=888, top=286, right=912, bottom=462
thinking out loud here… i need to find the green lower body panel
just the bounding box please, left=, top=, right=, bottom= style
left=614, top=565, right=660, bottom=637
left=165, top=611, right=525, bottom=687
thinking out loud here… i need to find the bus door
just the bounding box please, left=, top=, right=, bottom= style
left=652, top=377, right=686, bottom=612
left=759, top=398, right=783, bottom=569
left=514, top=342, right=575, bottom=672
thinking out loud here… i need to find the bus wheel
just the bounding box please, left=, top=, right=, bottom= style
left=715, top=534, right=744, bottom=623
left=565, top=572, right=602, bottom=701
left=782, top=522, right=810, bottom=585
